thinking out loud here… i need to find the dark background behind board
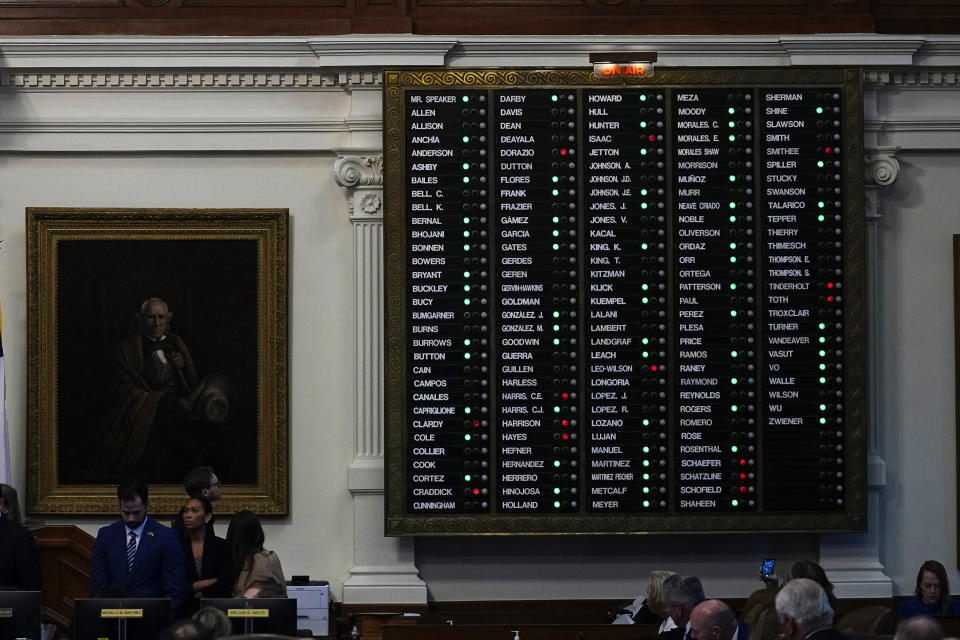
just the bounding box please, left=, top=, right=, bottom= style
left=56, top=239, right=259, bottom=486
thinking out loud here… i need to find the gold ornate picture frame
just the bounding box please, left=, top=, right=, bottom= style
left=27, top=208, right=289, bottom=516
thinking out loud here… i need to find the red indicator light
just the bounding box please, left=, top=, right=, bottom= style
left=826, top=147, right=833, bottom=154
left=740, top=473, right=747, bottom=479
left=827, top=282, right=834, bottom=289
left=827, top=296, right=835, bottom=302
left=561, top=419, right=569, bottom=426
left=739, top=486, right=746, bottom=493
left=651, top=365, right=658, bottom=371
left=648, top=135, right=656, bottom=142
left=473, top=488, right=480, bottom=495
left=560, top=149, right=567, bottom=156
left=473, top=421, right=480, bottom=427
left=562, top=392, right=569, bottom=399
left=562, top=433, right=569, bottom=440
left=740, top=459, right=747, bottom=466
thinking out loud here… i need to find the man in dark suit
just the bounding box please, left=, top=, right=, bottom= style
left=689, top=600, right=749, bottom=640
left=0, top=484, right=41, bottom=590
left=90, top=479, right=185, bottom=615
left=775, top=578, right=846, bottom=640
left=659, top=575, right=706, bottom=640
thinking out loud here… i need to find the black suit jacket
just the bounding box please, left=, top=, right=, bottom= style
left=181, top=529, right=233, bottom=614
left=0, top=515, right=41, bottom=590
left=807, top=628, right=848, bottom=640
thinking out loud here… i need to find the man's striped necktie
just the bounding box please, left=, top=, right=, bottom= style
left=127, top=531, right=137, bottom=573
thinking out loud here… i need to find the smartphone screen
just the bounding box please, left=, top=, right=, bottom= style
left=760, top=558, right=775, bottom=578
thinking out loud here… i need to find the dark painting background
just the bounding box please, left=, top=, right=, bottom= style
left=56, top=238, right=259, bottom=486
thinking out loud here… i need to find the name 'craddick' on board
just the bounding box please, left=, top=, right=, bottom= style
left=383, top=68, right=866, bottom=535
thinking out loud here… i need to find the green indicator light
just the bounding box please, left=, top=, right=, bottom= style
left=729, top=175, right=736, bottom=182
left=464, top=271, right=470, bottom=278
left=641, top=148, right=648, bottom=155
left=818, top=214, right=826, bottom=222
left=553, top=406, right=560, bottom=413
left=731, top=377, right=738, bottom=385
left=729, top=121, right=736, bottom=128
left=643, top=500, right=650, bottom=508
left=641, top=189, right=648, bottom=196
left=641, top=202, right=648, bottom=209
left=732, top=499, right=739, bottom=507
left=553, top=243, right=560, bottom=250
left=819, top=323, right=827, bottom=330
left=552, top=176, right=559, bottom=183
left=819, top=350, right=826, bottom=357
left=728, top=134, right=736, bottom=142
left=463, top=244, right=470, bottom=251
left=552, top=95, right=558, bottom=102
left=464, top=338, right=471, bottom=346
left=642, top=351, right=649, bottom=358
left=731, top=350, right=739, bottom=357
left=553, top=324, right=560, bottom=331
left=463, top=230, right=470, bottom=237
left=464, top=353, right=471, bottom=360
left=730, top=242, right=737, bottom=249
left=642, top=297, right=649, bottom=304
left=729, top=215, right=737, bottom=222
left=464, top=406, right=471, bottom=412
left=553, top=311, right=560, bottom=318
left=820, top=417, right=827, bottom=424
left=817, top=106, right=824, bottom=114
left=641, top=243, right=649, bottom=250
left=643, top=473, right=650, bottom=480
left=642, top=337, right=649, bottom=345
left=643, top=419, right=650, bottom=426
left=462, top=95, right=469, bottom=103
left=463, top=285, right=471, bottom=292
left=462, top=177, right=470, bottom=183
left=462, top=162, right=470, bottom=170
left=820, top=363, right=827, bottom=370
left=554, top=487, right=561, bottom=495
left=730, top=310, right=738, bottom=317
left=463, top=297, right=471, bottom=305
left=641, top=283, right=649, bottom=291
left=730, top=283, right=738, bottom=290
left=820, top=376, right=827, bottom=384
left=463, top=217, right=470, bottom=224
left=728, top=107, right=735, bottom=114
left=819, top=404, right=827, bottom=410
left=818, top=201, right=825, bottom=208
left=464, top=434, right=472, bottom=441
left=552, top=189, right=560, bottom=196
left=465, top=474, right=472, bottom=481
left=643, top=446, right=650, bottom=453
left=462, top=136, right=469, bottom=143
left=729, top=202, right=737, bottom=209
left=819, top=336, right=827, bottom=343
left=640, top=95, right=647, bottom=102
left=554, top=501, right=561, bottom=508
left=553, top=230, right=560, bottom=237
left=554, top=460, right=561, bottom=467
left=643, top=487, right=650, bottom=494
left=818, top=160, right=825, bottom=168
left=641, top=122, right=647, bottom=128
left=643, top=460, right=651, bottom=467
left=553, top=338, right=560, bottom=345
left=730, top=256, right=737, bottom=263
left=731, top=445, right=739, bottom=453
left=731, top=405, right=739, bottom=412
left=552, top=216, right=559, bottom=223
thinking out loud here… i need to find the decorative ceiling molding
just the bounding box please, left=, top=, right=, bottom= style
left=2, top=69, right=383, bottom=91
left=865, top=70, right=960, bottom=88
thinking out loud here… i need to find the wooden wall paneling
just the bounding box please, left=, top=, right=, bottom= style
left=32, top=525, right=95, bottom=635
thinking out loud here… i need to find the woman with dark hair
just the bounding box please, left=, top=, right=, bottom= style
left=180, top=497, right=233, bottom=615
left=226, top=510, right=287, bottom=598
left=788, top=560, right=838, bottom=612
left=899, top=560, right=960, bottom=619
left=0, top=484, right=23, bottom=525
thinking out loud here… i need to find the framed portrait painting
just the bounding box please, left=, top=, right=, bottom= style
left=27, top=208, right=289, bottom=515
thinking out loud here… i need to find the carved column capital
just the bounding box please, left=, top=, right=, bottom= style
left=334, top=153, right=384, bottom=220
left=865, top=146, right=901, bottom=187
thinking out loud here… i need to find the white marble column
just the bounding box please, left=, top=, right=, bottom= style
left=818, top=148, right=899, bottom=598
left=335, top=153, right=428, bottom=606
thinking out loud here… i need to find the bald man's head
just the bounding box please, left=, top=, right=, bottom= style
left=689, top=600, right=738, bottom=640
